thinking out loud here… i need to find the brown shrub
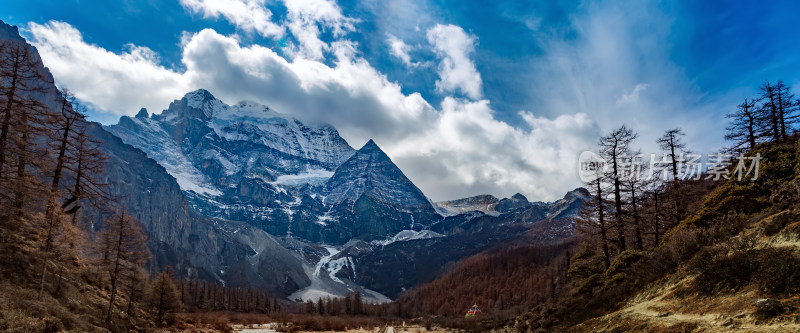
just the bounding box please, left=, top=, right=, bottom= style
left=660, top=229, right=701, bottom=265
left=764, top=210, right=800, bottom=236
left=689, top=246, right=800, bottom=296
left=689, top=248, right=758, bottom=294
left=770, top=180, right=800, bottom=211
left=664, top=321, right=698, bottom=333
left=753, top=247, right=800, bottom=295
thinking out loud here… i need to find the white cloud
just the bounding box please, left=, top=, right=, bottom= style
left=281, top=0, right=357, bottom=60
left=426, top=24, right=483, bottom=100
left=27, top=20, right=595, bottom=201
left=181, top=0, right=357, bottom=61
left=27, top=21, right=191, bottom=116
left=386, top=33, right=416, bottom=67
left=180, top=0, right=284, bottom=38
left=391, top=98, right=598, bottom=200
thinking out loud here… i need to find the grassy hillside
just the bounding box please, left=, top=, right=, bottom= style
left=505, top=138, right=800, bottom=332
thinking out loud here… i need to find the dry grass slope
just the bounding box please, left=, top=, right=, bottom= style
left=573, top=209, right=800, bottom=333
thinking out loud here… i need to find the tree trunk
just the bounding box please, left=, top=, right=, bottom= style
left=596, top=180, right=610, bottom=269
left=631, top=185, right=643, bottom=250
left=612, top=146, right=626, bottom=252
left=105, top=212, right=127, bottom=325
left=653, top=191, right=661, bottom=249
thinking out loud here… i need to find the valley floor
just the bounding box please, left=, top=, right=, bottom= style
left=231, top=324, right=444, bottom=333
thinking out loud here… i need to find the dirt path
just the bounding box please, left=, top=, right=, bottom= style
left=575, top=278, right=800, bottom=332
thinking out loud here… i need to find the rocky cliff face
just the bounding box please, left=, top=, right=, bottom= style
left=87, top=122, right=311, bottom=296
left=0, top=21, right=310, bottom=297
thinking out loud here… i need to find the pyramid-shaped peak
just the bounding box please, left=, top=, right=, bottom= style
left=354, top=139, right=392, bottom=163
left=326, top=138, right=431, bottom=209
left=358, top=139, right=383, bottom=152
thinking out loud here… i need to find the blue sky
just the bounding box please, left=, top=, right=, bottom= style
left=2, top=0, right=799, bottom=201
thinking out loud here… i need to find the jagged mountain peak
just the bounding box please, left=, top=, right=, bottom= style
left=511, top=193, right=528, bottom=201
left=107, top=88, right=357, bottom=200
left=184, top=88, right=217, bottom=106
left=0, top=21, right=25, bottom=43
left=494, top=192, right=531, bottom=213
left=135, top=108, right=149, bottom=119
left=157, top=88, right=223, bottom=121
left=563, top=187, right=590, bottom=201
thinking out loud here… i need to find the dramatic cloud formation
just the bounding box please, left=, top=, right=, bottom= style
left=28, top=21, right=190, bottom=116
left=426, top=24, right=483, bottom=100
left=180, top=0, right=284, bottom=38
left=28, top=1, right=740, bottom=201
left=27, top=18, right=595, bottom=201
left=280, top=0, right=357, bottom=60
left=9, top=0, right=800, bottom=201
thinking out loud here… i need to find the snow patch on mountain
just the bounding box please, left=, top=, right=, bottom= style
left=106, top=117, right=221, bottom=196
left=202, top=149, right=241, bottom=176
left=324, top=257, right=353, bottom=284
left=273, top=169, right=334, bottom=186
left=435, top=194, right=501, bottom=216
left=291, top=246, right=390, bottom=303
left=371, top=229, right=445, bottom=246
left=208, top=100, right=354, bottom=168
left=315, top=213, right=335, bottom=226
left=313, top=247, right=341, bottom=279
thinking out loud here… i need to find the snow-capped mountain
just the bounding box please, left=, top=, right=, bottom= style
left=106, top=90, right=439, bottom=244
left=104, top=88, right=589, bottom=299
left=320, top=139, right=440, bottom=242
left=109, top=89, right=354, bottom=196
left=3, top=23, right=588, bottom=304
left=325, top=140, right=429, bottom=208
left=103, top=88, right=589, bottom=299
